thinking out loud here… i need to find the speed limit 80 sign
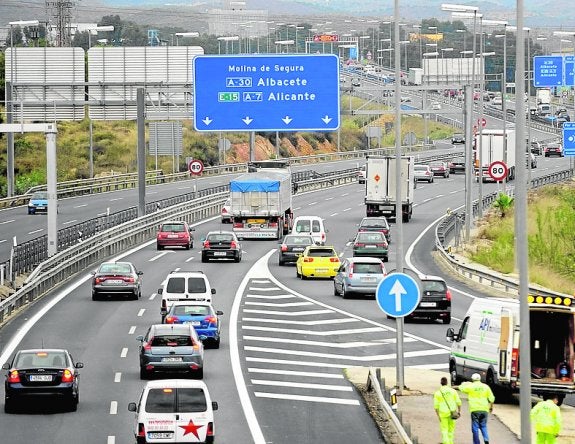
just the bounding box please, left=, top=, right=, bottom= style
left=188, top=159, right=204, bottom=175
left=488, top=160, right=508, bottom=181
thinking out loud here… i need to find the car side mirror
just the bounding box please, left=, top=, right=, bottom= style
left=75, top=362, right=84, bottom=369
left=446, top=327, right=456, bottom=342
left=137, top=271, right=143, bottom=276
left=211, top=288, right=216, bottom=294
left=200, top=236, right=206, bottom=242
left=136, top=335, right=144, bottom=342
left=90, top=271, right=96, bottom=276
left=157, top=288, right=163, bottom=295
left=2, top=363, right=10, bottom=370
left=128, top=402, right=137, bottom=412
left=216, top=310, right=224, bottom=316
left=212, top=401, right=219, bottom=411
left=189, top=227, right=195, bottom=232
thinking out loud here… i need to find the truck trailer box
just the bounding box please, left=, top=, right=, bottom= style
left=474, top=129, right=516, bottom=182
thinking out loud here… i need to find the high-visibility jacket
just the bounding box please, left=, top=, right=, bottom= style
left=459, top=381, right=495, bottom=412
left=531, top=400, right=562, bottom=435
left=434, top=386, right=462, bottom=417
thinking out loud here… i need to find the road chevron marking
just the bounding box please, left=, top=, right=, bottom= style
left=242, top=317, right=358, bottom=326
left=242, top=335, right=381, bottom=348
left=242, top=325, right=384, bottom=335
left=244, top=301, right=313, bottom=307
left=248, top=286, right=280, bottom=292
left=250, top=380, right=353, bottom=392
left=254, top=392, right=360, bottom=406
left=243, top=309, right=333, bottom=316
left=245, top=294, right=296, bottom=300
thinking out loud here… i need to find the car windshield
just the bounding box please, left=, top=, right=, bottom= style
left=356, top=233, right=385, bottom=242
left=15, top=351, right=68, bottom=368
left=150, top=335, right=194, bottom=347
left=352, top=263, right=384, bottom=274
left=307, top=248, right=336, bottom=257
left=172, top=305, right=210, bottom=316
left=161, top=223, right=186, bottom=232
left=98, top=263, right=132, bottom=274
left=31, top=192, right=48, bottom=200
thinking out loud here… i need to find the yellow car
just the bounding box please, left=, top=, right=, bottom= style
left=296, top=246, right=340, bottom=279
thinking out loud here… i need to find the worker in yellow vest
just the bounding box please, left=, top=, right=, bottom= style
left=434, top=376, right=462, bottom=444
left=458, top=373, right=495, bottom=444
left=530, top=394, right=562, bottom=444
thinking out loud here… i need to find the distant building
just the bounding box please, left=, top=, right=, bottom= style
left=207, top=1, right=268, bottom=38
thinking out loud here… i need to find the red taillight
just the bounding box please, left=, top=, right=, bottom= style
left=207, top=422, right=214, bottom=437
left=322, top=233, right=326, bottom=241
left=304, top=257, right=314, bottom=262
left=355, top=243, right=365, bottom=248
left=144, top=338, right=153, bottom=351
left=281, top=245, right=288, bottom=252
left=446, top=289, right=452, bottom=301
left=203, top=241, right=210, bottom=248
left=137, top=423, right=146, bottom=438
left=269, top=222, right=278, bottom=228
left=381, top=264, right=387, bottom=275
left=330, top=257, right=339, bottom=263
left=165, top=316, right=178, bottom=324
left=61, top=369, right=74, bottom=383
left=95, top=277, right=104, bottom=284
left=511, top=348, right=519, bottom=377
left=230, top=241, right=237, bottom=249
left=377, top=243, right=387, bottom=247
left=125, top=276, right=135, bottom=283
left=205, top=315, right=217, bottom=325
left=233, top=222, right=243, bottom=228
left=8, top=370, right=20, bottom=383
left=348, top=264, right=354, bottom=278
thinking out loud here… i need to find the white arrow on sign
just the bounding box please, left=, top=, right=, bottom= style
left=389, top=279, right=407, bottom=312
left=242, top=116, right=253, bottom=125
left=282, top=116, right=293, bottom=125
left=322, top=115, right=332, bottom=124
left=202, top=117, right=212, bottom=126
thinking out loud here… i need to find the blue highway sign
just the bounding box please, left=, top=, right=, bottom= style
left=193, top=54, right=340, bottom=132
left=565, top=56, right=575, bottom=87
left=534, top=56, right=564, bottom=87
left=563, top=122, right=575, bottom=156
left=376, top=273, right=421, bottom=318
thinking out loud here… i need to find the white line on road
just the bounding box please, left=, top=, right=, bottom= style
left=107, top=437, right=116, bottom=444
left=247, top=287, right=280, bottom=292
left=109, top=401, right=118, bottom=415
left=109, top=198, right=123, bottom=202
left=251, top=379, right=353, bottom=392
left=149, top=293, right=157, bottom=301
left=307, top=202, right=318, bottom=206
left=150, top=252, right=170, bottom=262
left=243, top=335, right=380, bottom=348
left=410, top=363, right=449, bottom=370
left=247, top=368, right=344, bottom=379
left=28, top=229, right=43, bottom=235
left=242, top=325, right=384, bottom=335
left=97, top=212, right=107, bottom=216
left=325, top=197, right=334, bottom=201
left=293, top=207, right=301, bottom=211
left=450, top=190, right=459, bottom=194
left=341, top=192, right=349, bottom=197
left=120, top=348, right=128, bottom=358
left=73, top=204, right=87, bottom=208
left=62, top=220, right=77, bottom=225
left=242, top=317, right=358, bottom=326
left=185, top=256, right=195, bottom=262
left=0, top=219, right=15, bottom=225
left=243, top=309, right=334, bottom=317
left=330, top=213, right=339, bottom=217
left=114, top=372, right=121, bottom=383
left=128, top=326, right=137, bottom=335
left=343, top=207, right=352, bottom=212
left=137, top=309, right=145, bottom=317
left=244, top=301, right=313, bottom=308
left=247, top=357, right=350, bottom=369
left=245, top=294, right=295, bottom=300
left=0, top=240, right=6, bottom=244
left=254, top=392, right=359, bottom=406
left=148, top=191, right=158, bottom=194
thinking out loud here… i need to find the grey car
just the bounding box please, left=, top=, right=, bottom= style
left=91, top=261, right=143, bottom=301
left=278, top=234, right=315, bottom=265
left=333, top=257, right=387, bottom=299
left=414, top=165, right=434, bottom=183
left=137, top=324, right=204, bottom=380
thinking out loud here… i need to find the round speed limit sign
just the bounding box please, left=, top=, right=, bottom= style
left=488, top=161, right=508, bottom=182
left=188, top=159, right=204, bottom=175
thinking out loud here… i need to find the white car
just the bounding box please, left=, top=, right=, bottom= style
left=357, top=165, right=366, bottom=184
left=158, top=270, right=216, bottom=319
left=128, top=379, right=218, bottom=443
left=220, top=198, right=232, bottom=223
left=431, top=101, right=442, bottom=110
left=413, top=164, right=434, bottom=183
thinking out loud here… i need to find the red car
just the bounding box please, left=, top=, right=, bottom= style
left=429, top=161, right=450, bottom=178
left=156, top=220, right=194, bottom=250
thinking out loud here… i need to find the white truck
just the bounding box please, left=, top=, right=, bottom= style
left=229, top=161, right=293, bottom=240
left=364, top=155, right=414, bottom=222
left=536, top=88, right=552, bottom=105
left=473, top=129, right=516, bottom=182
left=447, top=295, right=575, bottom=405
left=408, top=67, right=423, bottom=86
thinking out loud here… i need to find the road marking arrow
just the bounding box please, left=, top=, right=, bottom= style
left=322, top=115, right=332, bottom=124
left=389, top=279, right=407, bottom=312
left=242, top=116, right=253, bottom=125
left=202, top=117, right=212, bottom=126
left=282, top=116, right=292, bottom=125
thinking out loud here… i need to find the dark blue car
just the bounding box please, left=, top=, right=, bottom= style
left=164, top=302, right=223, bottom=349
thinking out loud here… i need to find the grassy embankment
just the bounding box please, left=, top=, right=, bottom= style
left=467, top=183, right=575, bottom=294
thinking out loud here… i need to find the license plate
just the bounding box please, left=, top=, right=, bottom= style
left=292, top=247, right=304, bottom=252
left=214, top=251, right=227, bottom=256
left=247, top=218, right=265, bottom=224
left=148, top=432, right=173, bottom=439
left=162, top=357, right=183, bottom=362
left=106, top=279, right=123, bottom=284
left=316, top=268, right=328, bottom=273
left=168, top=234, right=178, bottom=238
left=420, top=302, right=436, bottom=308
left=29, top=375, right=52, bottom=382
left=365, top=245, right=376, bottom=248
left=37, top=206, right=46, bottom=210
left=185, top=321, right=201, bottom=326
left=360, top=277, right=376, bottom=282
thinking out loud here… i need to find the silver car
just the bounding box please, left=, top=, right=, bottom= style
left=333, top=257, right=387, bottom=299
left=414, top=164, right=434, bottom=183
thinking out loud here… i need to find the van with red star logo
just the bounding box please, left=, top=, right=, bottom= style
left=128, top=379, right=218, bottom=443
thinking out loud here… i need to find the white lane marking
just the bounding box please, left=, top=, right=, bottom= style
left=120, top=348, right=128, bottom=358
left=129, top=326, right=137, bottom=335
left=308, top=202, right=318, bottom=206
left=242, top=325, right=384, bottom=336
left=244, top=301, right=313, bottom=307
left=185, top=256, right=195, bottom=262
left=149, top=293, right=157, bottom=301
left=243, top=309, right=334, bottom=316
left=177, top=186, right=188, bottom=190
left=244, top=345, right=449, bottom=361
left=97, top=212, right=107, bottom=216
left=62, top=220, right=77, bottom=225
left=107, top=437, right=116, bottom=444
left=341, top=192, right=349, bottom=197
left=343, top=208, right=352, bottom=212
left=247, top=287, right=280, bottom=292
left=325, top=197, right=334, bottom=201
left=109, top=401, right=118, bottom=415
left=0, top=219, right=15, bottom=224
left=0, top=239, right=6, bottom=244
left=110, top=198, right=123, bottom=202
left=247, top=357, right=350, bottom=369
left=450, top=190, right=459, bottom=194
left=137, top=309, right=145, bottom=317
left=114, top=372, right=122, bottom=383
left=74, top=204, right=87, bottom=208
left=330, top=212, right=339, bottom=217
left=251, top=380, right=353, bottom=392
left=294, top=207, right=301, bottom=211
left=246, top=295, right=295, bottom=300
left=436, top=194, right=444, bottom=198
left=422, top=198, right=433, bottom=204
left=28, top=229, right=43, bottom=234
left=150, top=252, right=170, bottom=262
left=247, top=368, right=344, bottom=379
left=243, top=335, right=380, bottom=348
left=242, top=317, right=358, bottom=326
left=147, top=191, right=158, bottom=195
left=251, top=280, right=270, bottom=284
left=254, top=392, right=359, bottom=406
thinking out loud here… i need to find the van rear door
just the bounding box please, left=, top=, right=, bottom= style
left=497, top=308, right=515, bottom=383
left=142, top=387, right=178, bottom=443
left=175, top=387, right=211, bottom=442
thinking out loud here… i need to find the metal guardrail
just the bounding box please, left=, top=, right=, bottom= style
left=435, top=168, right=574, bottom=298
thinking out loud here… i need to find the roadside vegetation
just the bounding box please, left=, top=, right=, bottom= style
left=466, top=183, right=575, bottom=294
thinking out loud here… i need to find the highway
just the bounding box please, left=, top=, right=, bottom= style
left=0, top=150, right=571, bottom=443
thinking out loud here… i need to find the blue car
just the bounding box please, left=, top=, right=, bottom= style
left=27, top=191, right=48, bottom=215
left=164, top=302, right=223, bottom=349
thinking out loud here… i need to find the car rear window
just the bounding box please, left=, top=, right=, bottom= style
left=16, top=351, right=68, bottom=368
left=308, top=248, right=336, bottom=257
left=177, top=388, right=208, bottom=413
left=150, top=335, right=194, bottom=347
left=162, top=223, right=186, bottom=232
left=414, top=166, right=427, bottom=171
left=98, top=263, right=132, bottom=274
left=356, top=232, right=385, bottom=242
left=421, top=280, right=447, bottom=292
left=145, top=388, right=176, bottom=413
left=173, top=305, right=210, bottom=316
left=285, top=236, right=313, bottom=245
left=208, top=234, right=234, bottom=242
left=353, top=263, right=383, bottom=274
left=166, top=277, right=186, bottom=294
left=188, top=277, right=207, bottom=293
left=360, top=219, right=387, bottom=229
left=295, top=221, right=311, bottom=232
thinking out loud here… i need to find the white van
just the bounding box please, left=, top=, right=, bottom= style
left=159, top=271, right=216, bottom=319
left=128, top=379, right=218, bottom=443
left=291, top=216, right=327, bottom=245
left=446, top=296, right=575, bottom=405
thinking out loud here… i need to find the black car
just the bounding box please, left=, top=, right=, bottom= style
left=448, top=157, right=466, bottom=174
left=201, top=230, right=242, bottom=263
left=530, top=141, right=543, bottom=156
left=278, top=234, right=314, bottom=265
left=408, top=275, right=451, bottom=324
left=91, top=261, right=143, bottom=301
left=3, top=349, right=83, bottom=413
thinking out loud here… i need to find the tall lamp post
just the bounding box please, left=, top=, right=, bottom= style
left=175, top=32, right=199, bottom=46
left=412, top=25, right=423, bottom=66
left=441, top=47, right=454, bottom=84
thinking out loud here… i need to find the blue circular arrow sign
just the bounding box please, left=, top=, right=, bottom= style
left=376, top=273, right=421, bottom=317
